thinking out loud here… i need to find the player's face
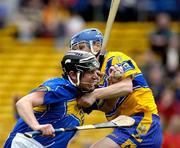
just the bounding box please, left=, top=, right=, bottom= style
left=72, top=41, right=101, bottom=55
left=76, top=42, right=91, bottom=52
left=92, top=41, right=101, bottom=54
left=79, top=69, right=100, bottom=92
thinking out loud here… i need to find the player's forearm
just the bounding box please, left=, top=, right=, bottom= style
left=16, top=99, right=40, bottom=130
left=94, top=78, right=133, bottom=99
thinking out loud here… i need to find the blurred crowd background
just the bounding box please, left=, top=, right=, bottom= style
left=0, top=0, right=179, bottom=147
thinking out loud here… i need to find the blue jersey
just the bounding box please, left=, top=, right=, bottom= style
left=4, top=78, right=84, bottom=148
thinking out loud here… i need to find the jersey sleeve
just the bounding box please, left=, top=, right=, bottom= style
left=30, top=83, right=75, bottom=105
left=110, top=55, right=138, bottom=79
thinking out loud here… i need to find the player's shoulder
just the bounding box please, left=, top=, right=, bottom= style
left=107, top=51, right=128, bottom=57
left=106, top=51, right=132, bottom=61
left=42, top=77, right=71, bottom=88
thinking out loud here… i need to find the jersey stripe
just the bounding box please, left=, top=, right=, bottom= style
left=106, top=96, right=127, bottom=117
left=133, top=73, right=149, bottom=89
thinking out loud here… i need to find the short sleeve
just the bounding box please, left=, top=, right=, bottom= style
left=120, top=60, right=137, bottom=79
left=30, top=84, right=74, bottom=105
left=43, top=85, right=73, bottom=105
left=108, top=56, right=137, bottom=79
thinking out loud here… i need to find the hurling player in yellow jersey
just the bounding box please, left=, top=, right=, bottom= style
left=70, top=28, right=162, bottom=147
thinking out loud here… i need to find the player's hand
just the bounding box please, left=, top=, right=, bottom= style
left=33, top=124, right=55, bottom=137
left=77, top=93, right=96, bottom=107
left=108, top=64, right=124, bottom=84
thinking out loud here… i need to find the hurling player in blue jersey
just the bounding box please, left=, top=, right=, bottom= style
left=70, top=28, right=163, bottom=148
left=4, top=50, right=100, bottom=148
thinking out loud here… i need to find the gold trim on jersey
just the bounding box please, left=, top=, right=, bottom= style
left=30, top=86, right=51, bottom=93
left=121, top=139, right=137, bottom=148
left=104, top=87, right=158, bottom=121
left=120, top=113, right=154, bottom=147
left=132, top=112, right=153, bottom=143
left=66, top=99, right=84, bottom=125
left=33, top=105, right=48, bottom=112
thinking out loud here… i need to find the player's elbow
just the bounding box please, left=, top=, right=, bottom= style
left=16, top=99, right=24, bottom=109
left=16, top=98, right=29, bottom=110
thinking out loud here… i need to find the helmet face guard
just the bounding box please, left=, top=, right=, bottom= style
left=76, top=58, right=100, bottom=72
left=70, top=28, right=103, bottom=56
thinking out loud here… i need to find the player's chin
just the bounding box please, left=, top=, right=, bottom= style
left=86, top=85, right=96, bottom=92
left=92, top=82, right=98, bottom=88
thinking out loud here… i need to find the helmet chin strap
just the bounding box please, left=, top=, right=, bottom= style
left=68, top=72, right=97, bottom=94
left=68, top=72, right=81, bottom=87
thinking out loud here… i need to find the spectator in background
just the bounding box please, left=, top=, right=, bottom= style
left=118, top=0, right=138, bottom=21
left=149, top=13, right=173, bottom=65
left=69, top=0, right=93, bottom=21
left=13, top=0, right=43, bottom=42
left=89, top=0, right=104, bottom=21
left=148, top=65, right=165, bottom=101
left=36, top=0, right=69, bottom=39
left=66, top=11, right=85, bottom=38
left=157, top=87, right=180, bottom=129
left=0, top=1, right=8, bottom=28
left=166, top=35, right=179, bottom=77
left=35, top=0, right=72, bottom=50
left=140, top=0, right=179, bottom=21
left=0, top=0, right=20, bottom=26
left=103, top=0, right=138, bottom=22
left=139, top=49, right=160, bottom=82
left=55, top=10, right=85, bottom=50
left=64, top=11, right=85, bottom=46
left=174, top=71, right=180, bottom=101
left=162, top=115, right=180, bottom=148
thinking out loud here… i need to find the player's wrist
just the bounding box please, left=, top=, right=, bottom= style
left=31, top=123, right=41, bottom=130
left=93, top=88, right=103, bottom=100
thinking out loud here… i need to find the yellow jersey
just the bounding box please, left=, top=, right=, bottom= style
left=99, top=52, right=158, bottom=121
